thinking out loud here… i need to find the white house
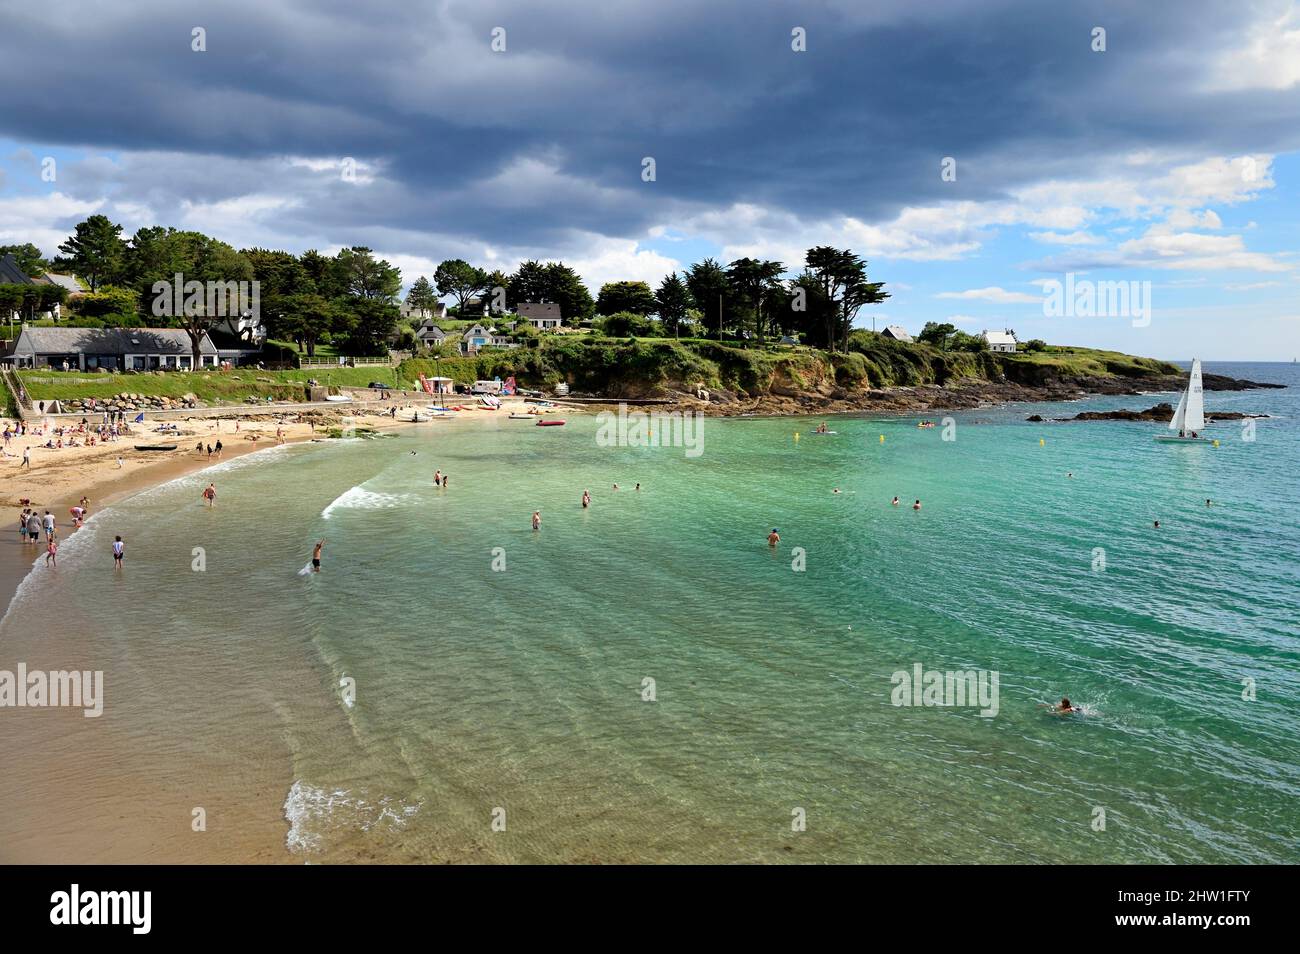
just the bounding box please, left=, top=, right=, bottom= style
left=982, top=329, right=1018, bottom=353
left=402, top=300, right=446, bottom=321
left=5, top=326, right=220, bottom=370
left=516, top=301, right=563, bottom=330
left=881, top=324, right=913, bottom=343
left=415, top=320, right=451, bottom=347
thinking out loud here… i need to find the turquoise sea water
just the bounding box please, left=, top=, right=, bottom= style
left=1, top=362, right=1297, bottom=863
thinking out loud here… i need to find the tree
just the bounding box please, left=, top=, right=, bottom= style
left=596, top=280, right=656, bottom=317
left=57, top=215, right=126, bottom=291
left=341, top=298, right=400, bottom=356
left=243, top=248, right=311, bottom=343
left=72, top=285, right=137, bottom=321
left=600, top=311, right=658, bottom=337
left=434, top=259, right=489, bottom=316
left=803, top=246, right=889, bottom=352
left=918, top=322, right=958, bottom=349
left=279, top=293, right=335, bottom=356
left=1024, top=338, right=1047, bottom=352
left=405, top=275, right=438, bottom=319
left=685, top=258, right=730, bottom=338
left=726, top=258, right=785, bottom=343
left=337, top=246, right=401, bottom=302
left=654, top=273, right=693, bottom=336
left=506, top=260, right=548, bottom=310
left=0, top=243, right=50, bottom=277
left=542, top=262, right=593, bottom=322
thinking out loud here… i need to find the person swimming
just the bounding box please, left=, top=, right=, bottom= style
left=912, top=499, right=921, bottom=510
left=891, top=496, right=900, bottom=506
left=1057, top=697, right=1079, bottom=714
left=767, top=528, right=780, bottom=548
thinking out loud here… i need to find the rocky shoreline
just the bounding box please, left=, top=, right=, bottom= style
left=1031, top=403, right=1269, bottom=423
left=653, top=370, right=1282, bottom=418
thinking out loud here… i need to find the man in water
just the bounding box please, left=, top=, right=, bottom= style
left=202, top=483, right=217, bottom=508
left=113, top=535, right=125, bottom=570
left=1153, top=520, right=1160, bottom=528
left=892, top=496, right=900, bottom=506
left=434, top=470, right=442, bottom=486
left=312, top=539, right=324, bottom=573
left=1056, top=697, right=1079, bottom=714
left=767, top=528, right=780, bottom=548
left=43, top=510, right=55, bottom=542
left=532, top=511, right=542, bottom=531
left=582, top=490, right=590, bottom=509
left=912, top=500, right=922, bottom=511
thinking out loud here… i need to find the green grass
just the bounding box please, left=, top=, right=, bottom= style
left=17, top=366, right=396, bottom=405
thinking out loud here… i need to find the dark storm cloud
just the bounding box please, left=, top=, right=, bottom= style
left=1, top=0, right=1297, bottom=252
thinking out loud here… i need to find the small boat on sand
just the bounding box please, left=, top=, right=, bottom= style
left=134, top=444, right=178, bottom=451
left=509, top=413, right=535, bottom=420
left=324, top=394, right=352, bottom=403
left=536, top=419, right=566, bottom=427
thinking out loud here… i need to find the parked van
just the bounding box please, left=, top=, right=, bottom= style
left=471, top=379, right=502, bottom=395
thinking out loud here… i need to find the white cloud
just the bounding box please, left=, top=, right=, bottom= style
left=1206, top=3, right=1300, bottom=91
left=1028, top=230, right=1105, bottom=246
left=936, top=286, right=1040, bottom=304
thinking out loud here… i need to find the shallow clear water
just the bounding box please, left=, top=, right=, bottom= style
left=2, top=362, right=1297, bottom=863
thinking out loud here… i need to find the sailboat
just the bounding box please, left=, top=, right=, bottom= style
left=1154, top=358, right=1209, bottom=443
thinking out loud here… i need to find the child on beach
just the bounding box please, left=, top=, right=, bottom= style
left=45, top=538, right=57, bottom=567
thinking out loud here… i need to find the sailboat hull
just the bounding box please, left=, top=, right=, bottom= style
left=1154, top=435, right=1210, bottom=443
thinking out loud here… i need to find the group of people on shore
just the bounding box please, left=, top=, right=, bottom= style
left=19, top=496, right=107, bottom=569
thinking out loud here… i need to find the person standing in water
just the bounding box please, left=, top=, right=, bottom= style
left=912, top=500, right=922, bottom=510
left=532, top=511, right=541, bottom=531
left=202, top=483, right=217, bottom=508
left=45, top=537, right=57, bottom=568
left=312, top=539, right=325, bottom=573
left=582, top=490, right=591, bottom=509
left=767, top=528, right=780, bottom=548
left=112, top=535, right=125, bottom=570
left=892, top=496, right=900, bottom=506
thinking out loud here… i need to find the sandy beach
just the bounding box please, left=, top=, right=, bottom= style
left=0, top=397, right=541, bottom=613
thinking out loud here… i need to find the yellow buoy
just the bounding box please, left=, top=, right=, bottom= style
left=794, top=432, right=800, bottom=443
left=1039, top=438, right=1045, bottom=446
left=1213, top=439, right=1220, bottom=447
left=879, top=434, right=885, bottom=443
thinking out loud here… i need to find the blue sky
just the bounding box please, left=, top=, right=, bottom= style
left=1, top=0, right=1298, bottom=359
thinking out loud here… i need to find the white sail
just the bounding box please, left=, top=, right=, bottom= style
left=1184, top=358, right=1205, bottom=432
left=1168, top=389, right=1187, bottom=432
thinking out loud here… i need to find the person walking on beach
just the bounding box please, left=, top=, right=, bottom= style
left=206, top=443, right=213, bottom=460
left=582, top=489, right=590, bottom=509
left=532, top=510, right=541, bottom=531
left=202, top=483, right=217, bottom=508
left=20, top=446, right=30, bottom=469
left=19, top=509, right=28, bottom=545
left=215, top=439, right=223, bottom=458
left=768, top=528, right=780, bottom=548
left=26, top=511, right=41, bottom=545
left=43, top=510, right=55, bottom=542
left=196, top=441, right=204, bottom=456
left=116, top=456, right=123, bottom=469
left=312, top=539, right=324, bottom=573
left=112, top=535, right=124, bottom=570
left=45, top=537, right=57, bottom=568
